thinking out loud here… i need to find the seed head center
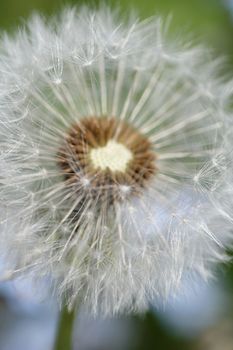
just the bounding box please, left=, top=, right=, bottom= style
left=59, top=116, right=157, bottom=201
left=89, top=140, right=133, bottom=172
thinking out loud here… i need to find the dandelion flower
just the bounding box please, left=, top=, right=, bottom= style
left=0, top=6, right=233, bottom=316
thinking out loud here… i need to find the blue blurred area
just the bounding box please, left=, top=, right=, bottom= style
left=0, top=272, right=58, bottom=350
left=156, top=276, right=229, bottom=338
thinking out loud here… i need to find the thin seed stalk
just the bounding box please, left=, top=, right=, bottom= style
left=54, top=307, right=76, bottom=350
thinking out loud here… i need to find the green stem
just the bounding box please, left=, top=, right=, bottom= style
left=54, top=307, right=76, bottom=350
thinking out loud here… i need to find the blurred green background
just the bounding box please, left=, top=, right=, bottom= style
left=1, top=1, right=233, bottom=350
left=1, top=0, right=233, bottom=58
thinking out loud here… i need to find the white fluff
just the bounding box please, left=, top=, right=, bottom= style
left=0, top=6, right=233, bottom=316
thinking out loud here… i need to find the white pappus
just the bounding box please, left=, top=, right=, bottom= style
left=0, top=6, right=233, bottom=316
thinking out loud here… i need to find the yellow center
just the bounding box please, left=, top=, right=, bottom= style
left=89, top=140, right=133, bottom=172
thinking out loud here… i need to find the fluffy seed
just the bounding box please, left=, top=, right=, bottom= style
left=0, top=6, right=233, bottom=316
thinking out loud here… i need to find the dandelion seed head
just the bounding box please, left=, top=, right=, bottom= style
left=0, top=5, right=233, bottom=316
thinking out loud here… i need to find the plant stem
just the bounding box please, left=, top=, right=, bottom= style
left=54, top=307, right=76, bottom=350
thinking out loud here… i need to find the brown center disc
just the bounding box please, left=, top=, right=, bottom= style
left=58, top=117, right=157, bottom=203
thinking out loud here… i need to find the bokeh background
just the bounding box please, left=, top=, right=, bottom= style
left=1, top=1, right=233, bottom=349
